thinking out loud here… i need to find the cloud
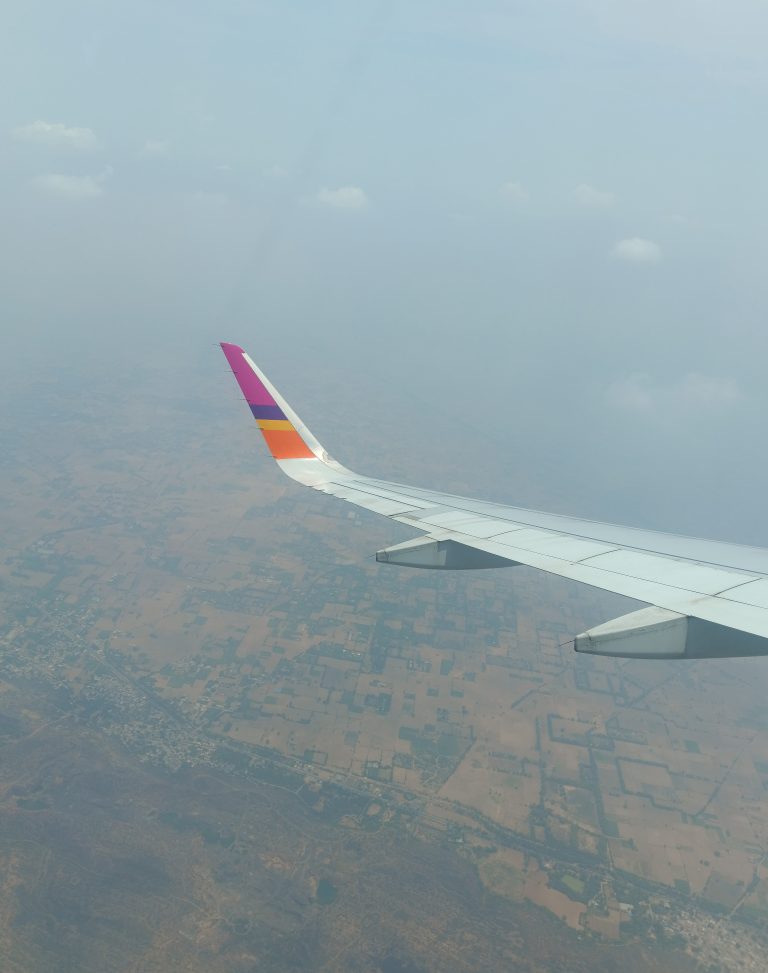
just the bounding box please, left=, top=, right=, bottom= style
left=607, top=372, right=744, bottom=417
left=32, top=171, right=108, bottom=199
left=138, top=139, right=170, bottom=159
left=574, top=183, right=615, bottom=208
left=500, top=181, right=529, bottom=205
left=315, top=186, right=368, bottom=210
left=12, top=120, right=100, bottom=151
left=613, top=237, right=662, bottom=263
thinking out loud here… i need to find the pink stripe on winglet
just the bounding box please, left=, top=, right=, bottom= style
left=220, top=342, right=277, bottom=406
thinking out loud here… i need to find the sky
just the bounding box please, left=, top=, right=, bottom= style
left=2, top=0, right=768, bottom=543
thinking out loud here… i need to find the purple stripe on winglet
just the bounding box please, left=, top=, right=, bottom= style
left=250, top=404, right=286, bottom=420
left=220, top=342, right=277, bottom=406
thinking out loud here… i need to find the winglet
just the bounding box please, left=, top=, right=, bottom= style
left=220, top=342, right=322, bottom=460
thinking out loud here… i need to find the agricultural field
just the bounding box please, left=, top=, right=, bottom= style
left=1, top=351, right=768, bottom=970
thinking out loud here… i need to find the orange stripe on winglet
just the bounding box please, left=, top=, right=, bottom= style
left=261, top=428, right=315, bottom=459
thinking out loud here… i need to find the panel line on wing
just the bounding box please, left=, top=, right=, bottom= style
left=713, top=577, right=768, bottom=608
left=357, top=479, right=768, bottom=575
left=316, top=475, right=766, bottom=604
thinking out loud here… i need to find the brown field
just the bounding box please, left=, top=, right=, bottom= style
left=2, top=354, right=768, bottom=964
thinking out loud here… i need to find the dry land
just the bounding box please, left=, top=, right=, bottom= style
left=1, top=353, right=767, bottom=970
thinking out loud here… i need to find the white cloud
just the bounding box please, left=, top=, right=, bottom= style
left=315, top=185, right=368, bottom=210
left=500, top=181, right=529, bottom=205
left=607, top=372, right=744, bottom=417
left=13, top=120, right=100, bottom=151
left=138, top=139, right=170, bottom=159
left=613, top=237, right=662, bottom=263
left=32, top=171, right=108, bottom=199
left=574, top=183, right=615, bottom=208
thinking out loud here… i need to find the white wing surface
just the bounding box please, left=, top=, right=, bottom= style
left=221, top=342, right=768, bottom=660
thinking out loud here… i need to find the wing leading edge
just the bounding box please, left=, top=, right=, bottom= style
left=220, top=342, right=768, bottom=660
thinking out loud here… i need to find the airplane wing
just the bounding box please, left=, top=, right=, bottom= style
left=220, top=342, right=768, bottom=660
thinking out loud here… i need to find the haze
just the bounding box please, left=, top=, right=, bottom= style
left=5, top=5, right=768, bottom=971
left=2, top=1, right=767, bottom=537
